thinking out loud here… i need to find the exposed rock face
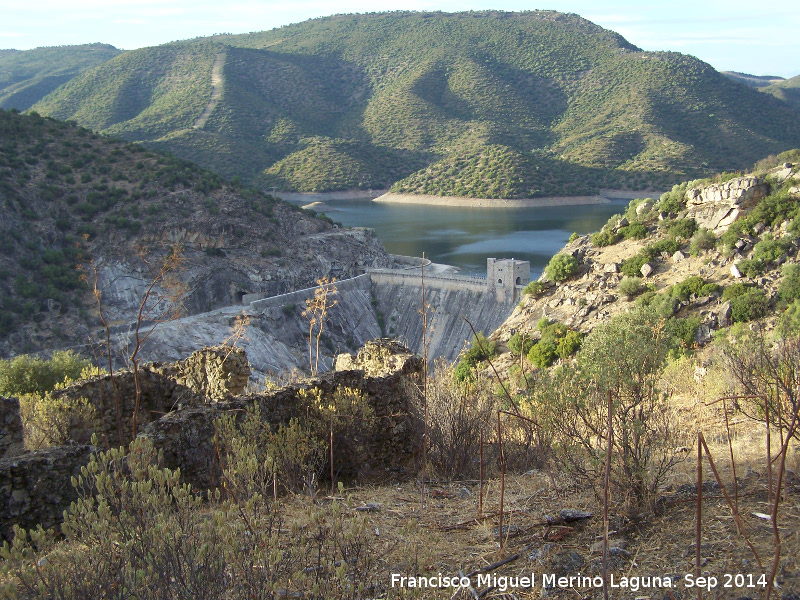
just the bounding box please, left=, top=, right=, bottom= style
left=685, top=176, right=769, bottom=232
left=1, top=397, right=24, bottom=458
left=334, top=339, right=421, bottom=377
left=0, top=443, right=96, bottom=542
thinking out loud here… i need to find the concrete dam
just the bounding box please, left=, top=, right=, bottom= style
left=143, top=257, right=530, bottom=377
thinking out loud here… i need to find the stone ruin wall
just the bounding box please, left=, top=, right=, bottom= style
left=0, top=341, right=423, bottom=542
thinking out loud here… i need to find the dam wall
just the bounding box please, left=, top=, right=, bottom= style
left=370, top=278, right=515, bottom=363
left=135, top=259, right=523, bottom=376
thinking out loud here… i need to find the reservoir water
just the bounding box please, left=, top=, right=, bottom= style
left=283, top=194, right=639, bottom=278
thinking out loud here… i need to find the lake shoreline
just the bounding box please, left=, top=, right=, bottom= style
left=373, top=192, right=609, bottom=207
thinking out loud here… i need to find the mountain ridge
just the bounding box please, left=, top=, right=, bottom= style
left=28, top=11, right=800, bottom=199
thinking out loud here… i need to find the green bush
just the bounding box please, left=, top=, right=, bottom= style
left=621, top=252, right=652, bottom=278
left=752, top=235, right=790, bottom=264
left=455, top=332, right=499, bottom=382
left=666, top=218, right=697, bottom=240
left=568, top=232, right=579, bottom=243
left=734, top=258, right=765, bottom=278
left=618, top=276, right=644, bottom=298
left=689, top=228, right=716, bottom=255
left=729, top=289, right=769, bottom=323
left=0, top=350, right=93, bottom=397
left=522, top=281, right=546, bottom=296
left=779, top=263, right=800, bottom=303
left=657, top=182, right=688, bottom=213
left=669, top=276, right=705, bottom=302
left=556, top=329, right=583, bottom=360
left=508, top=332, right=534, bottom=356
left=527, top=337, right=558, bottom=368
left=544, top=253, right=578, bottom=282
left=525, top=320, right=581, bottom=367
left=672, top=316, right=702, bottom=349
left=590, top=229, right=622, bottom=247
left=778, top=299, right=800, bottom=337
left=722, top=282, right=754, bottom=301
left=621, top=222, right=648, bottom=240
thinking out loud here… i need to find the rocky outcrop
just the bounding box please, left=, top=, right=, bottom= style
left=1, top=397, right=24, bottom=458
left=685, top=176, right=769, bottom=232
left=0, top=443, right=96, bottom=542
left=334, top=339, right=422, bottom=377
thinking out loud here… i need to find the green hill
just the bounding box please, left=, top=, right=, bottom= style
left=30, top=11, right=800, bottom=198
left=721, top=71, right=784, bottom=88
left=761, top=75, right=800, bottom=114
left=0, top=109, right=355, bottom=356
left=0, top=44, right=121, bottom=111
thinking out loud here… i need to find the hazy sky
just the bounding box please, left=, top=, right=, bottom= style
left=1, top=0, right=798, bottom=78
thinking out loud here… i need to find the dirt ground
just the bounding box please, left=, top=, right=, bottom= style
left=279, top=439, right=799, bottom=600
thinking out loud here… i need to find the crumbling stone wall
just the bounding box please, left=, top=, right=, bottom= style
left=0, top=443, right=95, bottom=542
left=145, top=341, right=423, bottom=490
left=1, top=397, right=24, bottom=458
left=49, top=346, right=250, bottom=447
left=169, top=345, right=250, bottom=400
left=0, top=342, right=417, bottom=540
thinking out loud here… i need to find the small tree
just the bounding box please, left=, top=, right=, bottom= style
left=302, top=277, right=338, bottom=375
left=129, top=244, right=187, bottom=437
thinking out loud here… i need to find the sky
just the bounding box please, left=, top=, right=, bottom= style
left=1, top=0, right=798, bottom=78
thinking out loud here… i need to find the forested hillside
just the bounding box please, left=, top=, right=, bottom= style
left=0, top=44, right=121, bottom=111
left=29, top=11, right=800, bottom=198
left=0, top=110, right=385, bottom=356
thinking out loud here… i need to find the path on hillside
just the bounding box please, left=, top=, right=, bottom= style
left=193, top=52, right=225, bottom=130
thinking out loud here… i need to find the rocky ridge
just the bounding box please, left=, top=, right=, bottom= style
left=490, top=161, right=800, bottom=360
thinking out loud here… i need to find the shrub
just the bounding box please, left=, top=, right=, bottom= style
left=722, top=282, right=754, bottom=301
left=752, top=234, right=790, bottom=264
left=1, top=436, right=376, bottom=599
left=544, top=253, right=578, bottom=282
left=672, top=316, right=702, bottom=349
left=621, top=222, right=648, bottom=240
left=568, top=232, right=579, bottom=242
left=729, top=289, right=769, bottom=323
left=778, top=299, right=800, bottom=337
left=700, top=282, right=723, bottom=296
left=522, top=280, right=546, bottom=296
left=0, top=350, right=93, bottom=396
left=507, top=332, right=534, bottom=356
left=618, top=276, right=644, bottom=298
left=527, top=337, right=558, bottom=368
left=670, top=276, right=705, bottom=302
left=658, top=182, right=688, bottom=213
left=455, top=332, right=498, bottom=382
left=689, top=228, right=716, bottom=255
left=590, top=229, right=622, bottom=247
left=555, top=329, right=583, bottom=360
left=527, top=307, right=686, bottom=508
left=666, top=218, right=697, bottom=240
left=18, top=393, right=96, bottom=450
left=621, top=251, right=652, bottom=278
left=779, top=263, right=800, bottom=303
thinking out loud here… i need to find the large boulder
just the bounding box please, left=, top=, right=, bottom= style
left=685, top=176, right=769, bottom=232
